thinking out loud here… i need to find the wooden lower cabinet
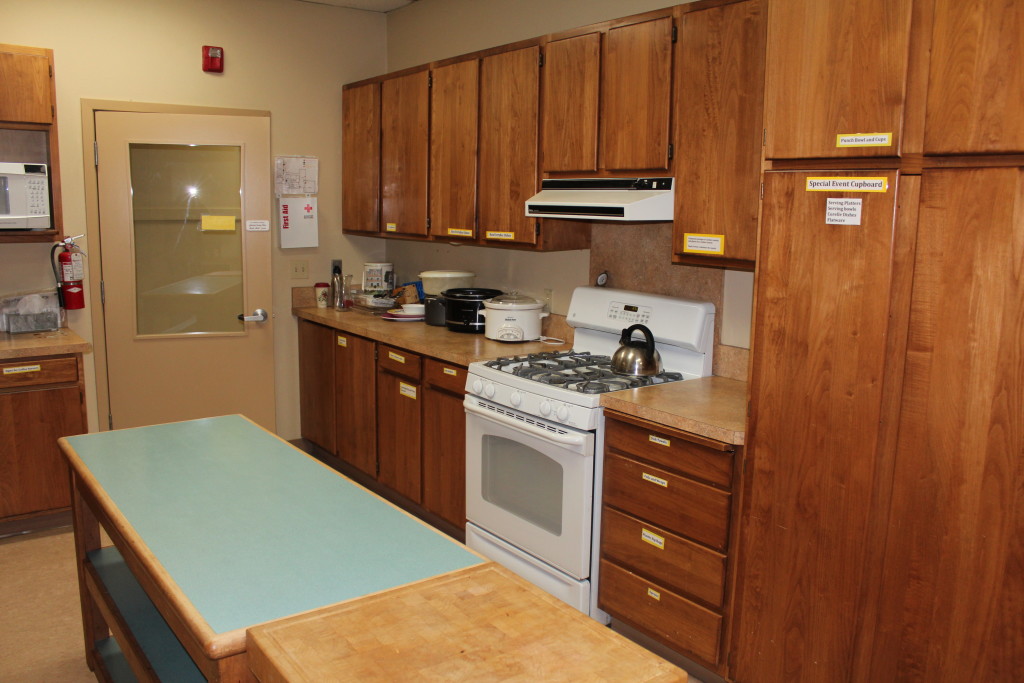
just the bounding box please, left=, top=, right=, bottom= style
left=0, top=354, right=86, bottom=520
left=599, top=411, right=739, bottom=674
left=334, top=331, right=376, bottom=478
left=422, top=360, right=467, bottom=528
left=376, top=345, right=423, bottom=503
left=297, top=319, right=336, bottom=453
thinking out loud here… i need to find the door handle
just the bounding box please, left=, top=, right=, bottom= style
left=238, top=308, right=269, bottom=323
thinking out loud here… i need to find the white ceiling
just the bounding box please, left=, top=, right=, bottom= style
left=295, top=0, right=418, bottom=12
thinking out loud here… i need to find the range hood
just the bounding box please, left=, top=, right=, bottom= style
left=525, top=177, right=674, bottom=222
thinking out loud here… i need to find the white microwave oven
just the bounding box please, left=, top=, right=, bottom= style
left=0, top=162, right=51, bottom=230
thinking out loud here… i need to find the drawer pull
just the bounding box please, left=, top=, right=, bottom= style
left=399, top=382, right=417, bottom=399
left=647, top=587, right=662, bottom=601
left=388, top=351, right=406, bottom=363
left=648, top=434, right=671, bottom=447
left=641, top=528, right=665, bottom=550
left=337, top=335, right=347, bottom=347
left=3, top=364, right=41, bottom=375
left=443, top=367, right=458, bottom=376
left=642, top=472, right=668, bottom=488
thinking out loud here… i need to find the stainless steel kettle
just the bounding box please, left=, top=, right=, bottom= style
left=611, top=324, right=663, bottom=376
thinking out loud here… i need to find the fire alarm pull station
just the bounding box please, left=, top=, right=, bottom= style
left=202, top=46, right=224, bottom=73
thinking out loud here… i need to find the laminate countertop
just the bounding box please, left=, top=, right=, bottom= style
left=294, top=306, right=572, bottom=366
left=0, top=327, right=91, bottom=360
left=601, top=376, right=748, bottom=446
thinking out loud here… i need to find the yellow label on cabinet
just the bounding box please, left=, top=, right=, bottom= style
left=3, top=364, right=41, bottom=375
left=385, top=222, right=398, bottom=232
left=447, top=228, right=473, bottom=237
left=682, top=233, right=725, bottom=255
left=806, top=177, right=889, bottom=192
left=648, top=435, right=671, bottom=447
left=443, top=367, right=458, bottom=376
left=836, top=132, right=892, bottom=147
left=642, top=472, right=669, bottom=488
left=200, top=215, right=236, bottom=231
left=641, top=528, right=665, bottom=550
left=399, top=382, right=417, bottom=399
left=485, top=231, right=515, bottom=240
left=337, top=336, right=347, bottom=347
left=647, top=587, right=662, bottom=601
left=388, top=351, right=406, bottom=363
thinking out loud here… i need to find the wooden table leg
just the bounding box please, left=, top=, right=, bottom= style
left=71, top=471, right=107, bottom=672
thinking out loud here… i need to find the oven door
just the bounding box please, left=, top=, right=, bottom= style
left=464, top=396, right=595, bottom=579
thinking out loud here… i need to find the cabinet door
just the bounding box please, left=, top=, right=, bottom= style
left=763, top=0, right=912, bottom=160
left=341, top=82, right=380, bottom=233
left=924, top=0, right=1024, bottom=154
left=430, top=60, right=478, bottom=240
left=0, top=47, right=53, bottom=124
left=541, top=33, right=601, bottom=173
left=422, top=361, right=467, bottom=528
left=298, top=320, right=335, bottom=453
left=381, top=70, right=429, bottom=236
left=601, top=17, right=673, bottom=171
left=479, top=46, right=540, bottom=246
left=733, top=170, right=903, bottom=683
left=0, top=386, right=84, bottom=518
left=335, top=332, right=376, bottom=478
left=377, top=368, right=422, bottom=503
left=673, top=0, right=765, bottom=263
left=868, top=168, right=1024, bottom=680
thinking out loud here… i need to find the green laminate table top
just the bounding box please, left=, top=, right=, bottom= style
left=63, top=415, right=483, bottom=635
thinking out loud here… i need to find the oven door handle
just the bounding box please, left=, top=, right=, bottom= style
left=464, top=399, right=591, bottom=448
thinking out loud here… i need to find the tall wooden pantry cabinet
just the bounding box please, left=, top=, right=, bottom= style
left=733, top=0, right=1024, bottom=680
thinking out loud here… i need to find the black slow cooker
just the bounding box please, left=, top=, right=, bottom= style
left=442, top=288, right=503, bottom=333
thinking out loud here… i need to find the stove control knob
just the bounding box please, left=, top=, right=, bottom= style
left=556, top=404, right=570, bottom=422
left=484, top=383, right=496, bottom=399
left=540, top=400, right=552, bottom=416
left=472, top=379, right=484, bottom=395
left=510, top=391, right=522, bottom=407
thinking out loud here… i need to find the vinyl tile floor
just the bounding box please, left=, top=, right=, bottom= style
left=0, top=526, right=94, bottom=682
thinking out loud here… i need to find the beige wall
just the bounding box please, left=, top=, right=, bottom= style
left=0, top=0, right=388, bottom=438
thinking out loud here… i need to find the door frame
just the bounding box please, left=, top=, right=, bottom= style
left=81, top=100, right=271, bottom=431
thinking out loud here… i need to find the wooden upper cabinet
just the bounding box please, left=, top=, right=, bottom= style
left=763, top=0, right=912, bottom=160
left=601, top=17, right=674, bottom=171
left=0, top=45, right=53, bottom=124
left=478, top=46, right=540, bottom=246
left=673, top=0, right=766, bottom=264
left=923, top=0, right=1024, bottom=155
left=381, top=70, right=429, bottom=236
left=430, top=60, right=479, bottom=240
left=541, top=32, right=601, bottom=173
left=341, top=82, right=380, bottom=234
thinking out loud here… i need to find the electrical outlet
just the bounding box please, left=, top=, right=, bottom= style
left=543, top=288, right=553, bottom=311
left=331, top=259, right=343, bottom=274
left=290, top=259, right=309, bottom=280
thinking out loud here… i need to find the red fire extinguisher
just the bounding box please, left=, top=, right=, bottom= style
left=51, top=235, right=86, bottom=310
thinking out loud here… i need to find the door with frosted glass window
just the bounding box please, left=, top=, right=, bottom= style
left=96, top=111, right=275, bottom=430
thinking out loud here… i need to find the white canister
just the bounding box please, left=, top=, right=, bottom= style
left=480, top=292, right=549, bottom=342
left=363, top=263, right=394, bottom=293
left=418, top=270, right=476, bottom=295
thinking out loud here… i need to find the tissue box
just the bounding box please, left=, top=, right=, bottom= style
left=1, top=291, right=62, bottom=334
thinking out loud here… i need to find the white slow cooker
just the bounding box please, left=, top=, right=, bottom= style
left=480, top=292, right=548, bottom=342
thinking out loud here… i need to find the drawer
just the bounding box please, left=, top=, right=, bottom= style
left=377, top=345, right=422, bottom=380
left=424, top=359, right=466, bottom=394
left=601, top=506, right=726, bottom=608
left=603, top=451, right=731, bottom=551
left=0, top=356, right=78, bottom=390
left=606, top=416, right=733, bottom=488
left=599, top=558, right=722, bottom=666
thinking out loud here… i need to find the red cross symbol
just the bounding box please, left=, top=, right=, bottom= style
left=304, top=204, right=313, bottom=213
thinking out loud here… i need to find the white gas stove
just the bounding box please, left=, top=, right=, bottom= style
left=463, top=286, right=715, bottom=621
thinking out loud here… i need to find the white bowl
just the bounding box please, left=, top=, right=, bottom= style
left=401, top=303, right=425, bottom=315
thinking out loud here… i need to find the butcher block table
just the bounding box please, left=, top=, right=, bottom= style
left=247, top=562, right=687, bottom=682
left=59, top=415, right=485, bottom=682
